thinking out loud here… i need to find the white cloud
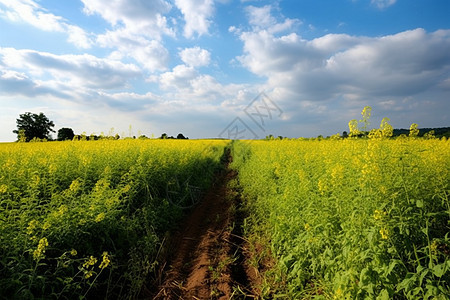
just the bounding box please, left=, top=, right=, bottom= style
left=234, top=8, right=450, bottom=131
left=81, top=0, right=174, bottom=39
left=237, top=27, right=450, bottom=105
left=179, top=47, right=211, bottom=67
left=159, top=64, right=199, bottom=90
left=97, top=30, right=170, bottom=71
left=246, top=5, right=275, bottom=29
left=66, top=25, right=92, bottom=49
left=175, top=0, right=214, bottom=38
left=0, top=48, right=141, bottom=91
left=0, top=0, right=93, bottom=48
left=245, top=5, right=299, bottom=33
left=371, top=0, right=397, bottom=9
left=81, top=0, right=173, bottom=71
left=155, top=63, right=255, bottom=105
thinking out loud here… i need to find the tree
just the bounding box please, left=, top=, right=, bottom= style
left=13, top=112, right=55, bottom=142
left=57, top=128, right=75, bottom=141
left=176, top=133, right=187, bottom=139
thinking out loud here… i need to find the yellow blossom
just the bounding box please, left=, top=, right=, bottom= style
left=33, top=237, right=49, bottom=260
left=69, top=179, right=80, bottom=192
left=430, top=240, right=439, bottom=254
left=99, top=251, right=110, bottom=269
left=380, top=228, right=389, bottom=240
left=42, top=222, right=51, bottom=230
left=83, top=256, right=98, bottom=268
left=373, top=209, right=386, bottom=221
left=84, top=271, right=94, bottom=279
left=95, top=212, right=105, bottom=223
left=334, top=287, right=343, bottom=299
left=70, top=249, right=77, bottom=256
left=27, top=220, right=38, bottom=235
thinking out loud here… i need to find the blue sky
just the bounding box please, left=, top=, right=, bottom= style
left=0, top=0, right=449, bottom=141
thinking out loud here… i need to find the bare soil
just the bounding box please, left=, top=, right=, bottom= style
left=149, top=152, right=259, bottom=299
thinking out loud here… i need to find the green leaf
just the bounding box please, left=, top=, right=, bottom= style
left=386, top=260, right=397, bottom=275
left=376, top=289, right=390, bottom=300
left=416, top=199, right=424, bottom=208
left=432, top=263, right=445, bottom=278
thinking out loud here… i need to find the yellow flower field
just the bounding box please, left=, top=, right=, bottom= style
left=0, top=139, right=227, bottom=299
left=231, top=137, right=449, bottom=299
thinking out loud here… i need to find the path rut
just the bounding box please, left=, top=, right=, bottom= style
left=150, top=151, right=256, bottom=299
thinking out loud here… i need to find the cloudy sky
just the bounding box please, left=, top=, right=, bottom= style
left=0, top=0, right=449, bottom=141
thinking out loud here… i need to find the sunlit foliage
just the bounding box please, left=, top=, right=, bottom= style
left=232, top=137, right=449, bottom=299
left=0, top=139, right=227, bottom=299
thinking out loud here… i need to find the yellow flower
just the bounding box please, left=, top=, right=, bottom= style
left=304, top=223, right=311, bottom=231
left=373, top=209, right=386, bottom=221
left=33, top=237, right=49, bottom=260
left=430, top=240, right=439, bottom=254
left=70, top=249, right=77, bottom=256
left=317, top=178, right=328, bottom=195
left=334, top=287, right=343, bottom=299
left=26, top=220, right=38, bottom=235
left=380, top=228, right=389, bottom=240
left=69, top=179, right=80, bottom=192
left=0, top=184, right=7, bottom=193
left=99, top=251, right=110, bottom=269
left=42, top=221, right=51, bottom=230
left=95, top=212, right=105, bottom=223
left=84, top=271, right=94, bottom=279
left=83, top=256, right=98, bottom=268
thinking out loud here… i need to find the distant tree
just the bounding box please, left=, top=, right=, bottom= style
left=160, top=133, right=168, bottom=139
left=13, top=112, right=55, bottom=142
left=57, top=128, right=75, bottom=141
left=342, top=131, right=348, bottom=138
left=177, top=133, right=187, bottom=139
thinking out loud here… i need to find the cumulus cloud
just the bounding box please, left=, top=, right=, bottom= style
left=97, top=30, right=170, bottom=71
left=80, top=0, right=173, bottom=71
left=0, top=70, right=56, bottom=97
left=175, top=0, right=215, bottom=38
left=154, top=63, right=254, bottom=105
left=0, top=0, right=93, bottom=48
left=179, top=47, right=211, bottom=67
left=159, top=64, right=199, bottom=90
left=81, top=0, right=174, bottom=39
left=237, top=27, right=450, bottom=103
left=0, top=48, right=141, bottom=91
left=231, top=5, right=450, bottom=132
left=245, top=5, right=299, bottom=33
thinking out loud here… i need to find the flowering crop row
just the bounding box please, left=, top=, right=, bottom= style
left=231, top=138, right=449, bottom=299
left=0, top=139, right=227, bottom=299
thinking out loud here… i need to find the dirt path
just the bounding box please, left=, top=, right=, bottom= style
left=150, top=152, right=257, bottom=299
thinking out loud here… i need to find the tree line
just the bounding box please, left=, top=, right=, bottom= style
left=13, top=112, right=188, bottom=142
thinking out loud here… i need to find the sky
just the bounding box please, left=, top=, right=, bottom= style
left=0, top=0, right=449, bottom=141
